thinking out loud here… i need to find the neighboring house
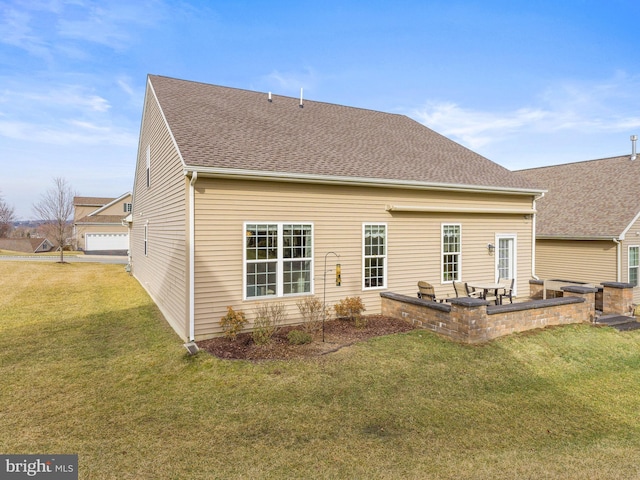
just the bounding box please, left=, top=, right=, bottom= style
left=0, top=238, right=54, bottom=253
left=130, top=74, right=544, bottom=341
left=73, top=193, right=132, bottom=254
left=515, top=153, right=640, bottom=303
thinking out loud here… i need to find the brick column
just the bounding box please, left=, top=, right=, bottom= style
left=561, top=285, right=598, bottom=323
left=447, top=297, right=490, bottom=343
left=601, top=282, right=635, bottom=315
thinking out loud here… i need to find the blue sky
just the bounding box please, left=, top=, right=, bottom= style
left=2, top=0, right=640, bottom=219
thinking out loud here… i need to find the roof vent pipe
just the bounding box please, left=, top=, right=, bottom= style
left=299, top=88, right=303, bottom=108
left=632, top=135, right=638, bottom=161
left=268, top=92, right=272, bottom=102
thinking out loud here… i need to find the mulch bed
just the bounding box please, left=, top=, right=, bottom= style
left=196, top=315, right=415, bottom=361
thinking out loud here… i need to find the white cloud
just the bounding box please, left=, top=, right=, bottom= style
left=0, top=119, right=137, bottom=146
left=413, top=73, right=640, bottom=151
left=6, top=84, right=111, bottom=113
left=0, top=0, right=166, bottom=57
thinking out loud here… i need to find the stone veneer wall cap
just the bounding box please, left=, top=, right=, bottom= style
left=447, top=297, right=490, bottom=307
left=601, top=281, right=635, bottom=289
left=561, top=285, right=599, bottom=294
left=487, top=296, right=583, bottom=314
left=380, top=291, right=452, bottom=312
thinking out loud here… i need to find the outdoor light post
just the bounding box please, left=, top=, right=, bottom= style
left=323, top=251, right=340, bottom=342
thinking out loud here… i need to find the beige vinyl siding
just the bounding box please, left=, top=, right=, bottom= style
left=192, top=178, right=534, bottom=339
left=130, top=84, right=189, bottom=340
left=535, top=239, right=617, bottom=285
left=98, top=196, right=132, bottom=215
left=74, top=205, right=100, bottom=219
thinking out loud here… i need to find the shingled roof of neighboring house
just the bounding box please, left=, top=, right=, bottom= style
left=148, top=75, right=541, bottom=193
left=75, top=215, right=127, bottom=225
left=0, top=238, right=53, bottom=253
left=515, top=154, right=640, bottom=239
left=74, top=196, right=115, bottom=206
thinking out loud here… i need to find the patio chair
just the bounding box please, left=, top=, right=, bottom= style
left=497, top=277, right=514, bottom=304
left=453, top=281, right=483, bottom=298
left=452, top=281, right=465, bottom=297
left=417, top=281, right=442, bottom=302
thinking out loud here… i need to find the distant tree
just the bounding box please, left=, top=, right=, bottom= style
left=0, top=191, right=17, bottom=238
left=32, top=177, right=76, bottom=263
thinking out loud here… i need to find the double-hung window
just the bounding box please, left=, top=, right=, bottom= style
left=145, top=145, right=151, bottom=188
left=442, top=224, right=461, bottom=282
left=629, top=246, right=639, bottom=286
left=363, top=224, right=386, bottom=289
left=245, top=223, right=313, bottom=298
left=144, top=224, right=148, bottom=256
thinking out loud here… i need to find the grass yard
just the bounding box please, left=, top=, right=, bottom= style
left=1, top=261, right=640, bottom=479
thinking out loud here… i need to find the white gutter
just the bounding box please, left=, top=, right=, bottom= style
left=188, top=171, right=197, bottom=342
left=386, top=205, right=536, bottom=215
left=185, top=166, right=546, bottom=197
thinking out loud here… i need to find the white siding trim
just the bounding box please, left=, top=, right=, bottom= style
left=147, top=77, right=188, bottom=169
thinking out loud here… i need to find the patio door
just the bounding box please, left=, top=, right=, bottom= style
left=496, top=235, right=516, bottom=294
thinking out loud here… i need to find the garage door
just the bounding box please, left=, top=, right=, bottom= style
left=85, top=233, right=129, bottom=251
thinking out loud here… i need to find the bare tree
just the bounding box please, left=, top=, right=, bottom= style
left=32, top=177, right=76, bottom=263
left=0, top=191, right=16, bottom=238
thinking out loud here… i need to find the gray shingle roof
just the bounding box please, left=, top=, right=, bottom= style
left=75, top=215, right=127, bottom=225
left=148, top=75, right=539, bottom=192
left=515, top=155, right=640, bottom=238
left=74, top=197, right=114, bottom=206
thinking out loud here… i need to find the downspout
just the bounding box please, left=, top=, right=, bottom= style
left=189, top=171, right=198, bottom=342
left=613, top=237, right=621, bottom=282
left=531, top=192, right=544, bottom=280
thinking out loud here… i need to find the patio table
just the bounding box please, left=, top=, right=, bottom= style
left=467, top=282, right=502, bottom=304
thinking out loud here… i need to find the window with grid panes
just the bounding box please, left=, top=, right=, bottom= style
left=629, top=246, right=639, bottom=286
left=363, top=224, right=386, bottom=288
left=442, top=224, right=461, bottom=282
left=245, top=223, right=312, bottom=298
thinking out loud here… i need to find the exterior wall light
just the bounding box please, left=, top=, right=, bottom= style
left=487, top=243, right=495, bottom=254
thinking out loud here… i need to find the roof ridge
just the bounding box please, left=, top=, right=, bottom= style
left=148, top=74, right=408, bottom=119
left=515, top=154, right=631, bottom=172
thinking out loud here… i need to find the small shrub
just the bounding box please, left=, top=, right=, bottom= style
left=296, top=296, right=325, bottom=333
left=287, top=329, right=312, bottom=345
left=220, top=306, right=247, bottom=340
left=334, top=296, right=367, bottom=327
left=252, top=302, right=286, bottom=345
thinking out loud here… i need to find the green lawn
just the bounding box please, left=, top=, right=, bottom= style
left=1, top=261, right=640, bottom=479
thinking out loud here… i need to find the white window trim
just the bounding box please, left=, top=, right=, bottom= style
left=362, top=223, right=388, bottom=290
left=243, top=222, right=314, bottom=300
left=441, top=223, right=461, bottom=284
left=628, top=245, right=639, bottom=286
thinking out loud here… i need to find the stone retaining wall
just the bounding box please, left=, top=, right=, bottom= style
left=381, top=287, right=594, bottom=343
left=381, top=280, right=634, bottom=343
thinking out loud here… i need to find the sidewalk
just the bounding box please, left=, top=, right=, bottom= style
left=0, top=254, right=128, bottom=264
